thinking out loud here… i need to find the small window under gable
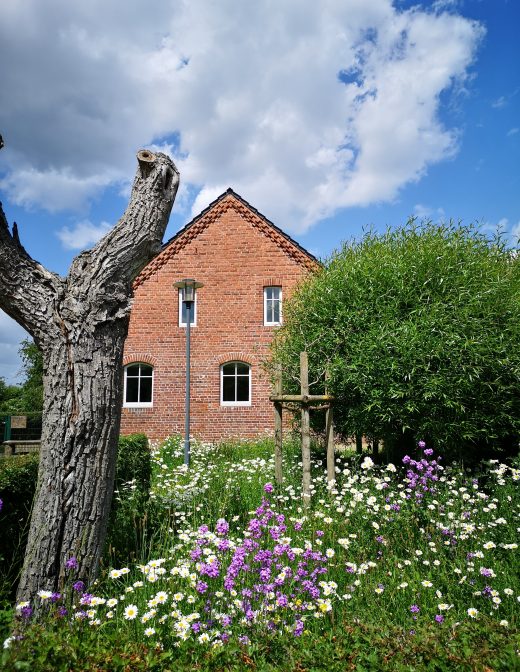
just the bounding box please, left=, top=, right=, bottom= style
left=179, top=288, right=197, bottom=327
left=264, top=286, right=282, bottom=325
left=221, top=361, right=251, bottom=406
left=124, top=363, right=153, bottom=407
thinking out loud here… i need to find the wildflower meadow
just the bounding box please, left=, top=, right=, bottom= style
left=1, top=436, right=519, bottom=670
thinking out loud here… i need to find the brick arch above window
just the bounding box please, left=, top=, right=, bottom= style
left=217, top=352, right=253, bottom=366
left=123, top=353, right=158, bottom=367
left=262, top=277, right=283, bottom=287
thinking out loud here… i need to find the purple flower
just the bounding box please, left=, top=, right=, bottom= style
left=424, top=448, right=434, bottom=457
left=65, top=557, right=78, bottom=570
left=435, top=614, right=444, bottom=623
left=196, top=581, right=208, bottom=594
left=316, top=530, right=324, bottom=538
left=0, top=498, right=3, bottom=511
left=410, top=604, right=420, bottom=614
left=238, top=635, right=250, bottom=645
left=294, top=620, right=304, bottom=637
left=264, top=483, right=274, bottom=494
left=215, top=518, right=230, bottom=536
left=79, top=593, right=93, bottom=605
left=20, top=606, right=33, bottom=619
left=276, top=594, right=289, bottom=607
left=191, top=547, right=203, bottom=561
left=418, top=440, right=426, bottom=449
left=218, top=539, right=230, bottom=552
left=50, top=592, right=61, bottom=603
left=72, top=581, right=85, bottom=592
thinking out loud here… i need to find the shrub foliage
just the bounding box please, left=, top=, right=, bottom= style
left=0, top=435, right=151, bottom=602
left=271, top=221, right=520, bottom=460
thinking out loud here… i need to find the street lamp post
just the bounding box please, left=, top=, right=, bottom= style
left=174, top=278, right=204, bottom=467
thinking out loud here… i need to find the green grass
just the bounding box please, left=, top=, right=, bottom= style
left=2, top=436, right=519, bottom=671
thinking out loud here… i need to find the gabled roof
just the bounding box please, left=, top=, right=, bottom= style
left=133, top=188, right=320, bottom=288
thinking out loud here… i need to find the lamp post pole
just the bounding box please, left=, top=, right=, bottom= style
left=174, top=278, right=204, bottom=468
left=184, top=297, right=192, bottom=467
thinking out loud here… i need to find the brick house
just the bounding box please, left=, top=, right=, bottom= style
left=120, top=188, right=319, bottom=442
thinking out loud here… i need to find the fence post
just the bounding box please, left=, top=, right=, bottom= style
left=325, top=371, right=335, bottom=486
left=274, top=364, right=283, bottom=485
left=3, top=415, right=11, bottom=442
left=300, top=352, right=311, bottom=507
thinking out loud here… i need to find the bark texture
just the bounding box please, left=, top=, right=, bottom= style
left=0, top=145, right=179, bottom=601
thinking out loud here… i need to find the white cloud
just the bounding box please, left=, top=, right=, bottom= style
left=507, top=127, right=519, bottom=136
left=492, top=96, right=507, bottom=109
left=511, top=221, right=520, bottom=243
left=0, top=310, right=29, bottom=385
left=56, top=219, right=112, bottom=250
left=0, top=167, right=116, bottom=213
left=0, top=0, right=484, bottom=233
left=413, top=204, right=432, bottom=219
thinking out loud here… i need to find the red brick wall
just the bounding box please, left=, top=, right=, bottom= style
left=120, top=195, right=315, bottom=442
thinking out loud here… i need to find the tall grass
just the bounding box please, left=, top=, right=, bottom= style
left=2, top=436, right=519, bottom=671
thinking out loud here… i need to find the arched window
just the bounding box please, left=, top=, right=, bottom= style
left=220, top=361, right=251, bottom=406
left=124, top=363, right=154, bottom=407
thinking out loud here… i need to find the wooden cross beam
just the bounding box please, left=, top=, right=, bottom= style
left=269, top=394, right=334, bottom=404
left=272, top=351, right=336, bottom=506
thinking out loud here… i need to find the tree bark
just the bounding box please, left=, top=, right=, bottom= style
left=0, top=144, right=179, bottom=601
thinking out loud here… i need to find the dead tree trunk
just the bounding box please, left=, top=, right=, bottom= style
left=0, top=145, right=179, bottom=602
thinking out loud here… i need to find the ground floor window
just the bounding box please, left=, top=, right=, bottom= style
left=221, top=361, right=251, bottom=406
left=124, top=363, right=153, bottom=407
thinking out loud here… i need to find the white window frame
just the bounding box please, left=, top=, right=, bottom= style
left=123, top=363, right=154, bottom=408
left=220, top=361, right=252, bottom=407
left=178, top=288, right=198, bottom=327
left=264, top=286, right=282, bottom=326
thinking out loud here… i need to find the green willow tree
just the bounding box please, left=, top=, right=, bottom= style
left=271, top=221, right=520, bottom=461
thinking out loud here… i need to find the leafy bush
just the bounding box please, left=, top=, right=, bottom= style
left=271, top=222, right=520, bottom=462
left=114, top=433, right=151, bottom=495
left=104, top=434, right=153, bottom=566
left=0, top=455, right=39, bottom=603
left=0, top=435, right=152, bottom=601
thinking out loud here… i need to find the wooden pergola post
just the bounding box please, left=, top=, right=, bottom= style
left=269, top=351, right=335, bottom=508
left=274, top=364, right=283, bottom=485
left=300, top=352, right=311, bottom=507
left=325, top=371, right=335, bottom=486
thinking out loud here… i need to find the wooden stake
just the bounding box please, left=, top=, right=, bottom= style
left=300, top=352, right=311, bottom=507
left=372, top=439, right=379, bottom=458
left=274, top=364, right=283, bottom=485
left=325, top=370, right=335, bottom=486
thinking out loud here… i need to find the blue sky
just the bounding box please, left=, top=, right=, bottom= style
left=1, top=0, right=519, bottom=384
